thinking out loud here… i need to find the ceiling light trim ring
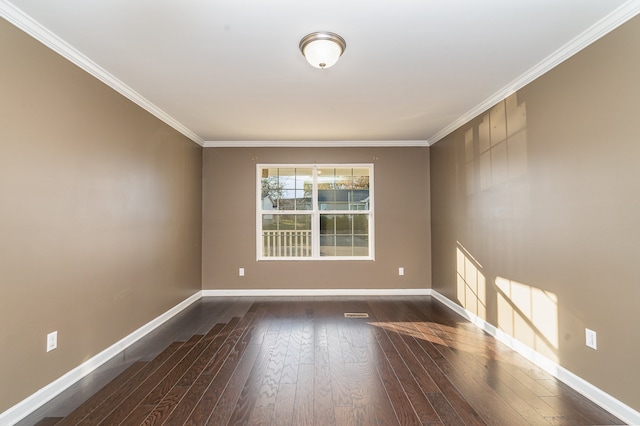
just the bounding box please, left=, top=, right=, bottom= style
left=299, top=31, right=346, bottom=69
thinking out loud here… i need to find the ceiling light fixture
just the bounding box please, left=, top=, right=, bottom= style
left=299, top=32, right=346, bottom=69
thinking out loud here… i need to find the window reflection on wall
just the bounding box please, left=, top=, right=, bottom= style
left=465, top=93, right=528, bottom=195
left=456, top=93, right=552, bottom=362
left=456, top=242, right=486, bottom=320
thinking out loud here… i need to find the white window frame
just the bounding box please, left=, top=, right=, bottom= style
left=256, top=163, right=375, bottom=261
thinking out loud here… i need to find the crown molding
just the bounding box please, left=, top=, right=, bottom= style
left=4, top=0, right=638, bottom=149
left=0, top=1, right=205, bottom=146
left=427, top=0, right=640, bottom=146
left=204, top=140, right=429, bottom=148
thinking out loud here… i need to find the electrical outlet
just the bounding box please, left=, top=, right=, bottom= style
left=47, top=331, right=58, bottom=352
left=239, top=267, right=245, bottom=277
left=585, top=328, right=597, bottom=350
left=398, top=267, right=404, bottom=276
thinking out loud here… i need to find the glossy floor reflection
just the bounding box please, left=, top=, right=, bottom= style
left=19, top=296, right=624, bottom=425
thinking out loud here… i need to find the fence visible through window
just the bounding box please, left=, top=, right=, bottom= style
left=262, top=230, right=312, bottom=257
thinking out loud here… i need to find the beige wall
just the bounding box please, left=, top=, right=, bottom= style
left=431, top=16, right=640, bottom=410
left=203, top=147, right=431, bottom=291
left=0, top=19, right=202, bottom=412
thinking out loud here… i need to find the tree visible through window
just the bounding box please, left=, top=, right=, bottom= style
left=257, top=165, right=374, bottom=260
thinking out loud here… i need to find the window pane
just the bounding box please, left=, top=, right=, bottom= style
left=295, top=169, right=313, bottom=210
left=277, top=214, right=294, bottom=230
left=350, top=189, right=370, bottom=211
left=320, top=215, right=335, bottom=234
left=277, top=168, right=296, bottom=210
left=261, top=168, right=281, bottom=211
left=259, top=168, right=316, bottom=211
left=295, top=214, right=311, bottom=230
left=278, top=168, right=296, bottom=189
left=262, top=215, right=278, bottom=230
left=320, top=235, right=336, bottom=256
left=353, top=214, right=368, bottom=234
left=318, top=189, right=334, bottom=211
left=295, top=189, right=312, bottom=210
left=353, top=168, right=370, bottom=183
left=319, top=213, right=370, bottom=257
left=354, top=235, right=369, bottom=256
left=317, top=168, right=335, bottom=189
left=295, top=168, right=313, bottom=190
left=335, top=215, right=351, bottom=234
left=262, top=213, right=312, bottom=257
left=336, top=235, right=354, bottom=256
left=333, top=168, right=350, bottom=183
left=316, top=167, right=370, bottom=211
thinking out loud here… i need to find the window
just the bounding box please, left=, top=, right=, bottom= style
left=257, top=164, right=374, bottom=260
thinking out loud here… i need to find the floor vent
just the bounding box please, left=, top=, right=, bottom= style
left=344, top=312, right=369, bottom=318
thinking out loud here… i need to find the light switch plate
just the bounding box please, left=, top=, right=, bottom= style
left=585, top=328, right=597, bottom=350
left=47, top=331, right=57, bottom=352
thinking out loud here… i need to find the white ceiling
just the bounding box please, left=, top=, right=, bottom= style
left=2, top=0, right=639, bottom=146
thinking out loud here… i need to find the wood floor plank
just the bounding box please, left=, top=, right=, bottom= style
left=542, top=390, right=624, bottom=425
left=314, top=345, right=337, bottom=425
left=173, top=311, right=263, bottom=426
left=369, top=338, right=421, bottom=425
left=140, top=329, right=215, bottom=407
left=247, top=326, right=292, bottom=425
left=280, top=320, right=302, bottom=384
left=203, top=341, right=265, bottom=425
left=272, top=382, right=296, bottom=426
left=222, top=329, right=279, bottom=425
left=426, top=392, right=466, bottom=426
left=339, top=310, right=371, bottom=364
left=291, top=361, right=314, bottom=426
left=368, top=301, right=442, bottom=424
left=409, top=304, right=567, bottom=425
left=97, top=334, right=204, bottom=425
left=162, top=375, right=211, bottom=426
left=345, top=360, right=395, bottom=426
left=540, top=395, right=601, bottom=425
left=386, top=308, right=486, bottom=426
left=182, top=352, right=254, bottom=425
left=326, top=320, right=353, bottom=407
left=401, top=299, right=559, bottom=425
left=158, top=315, right=242, bottom=425
left=120, top=403, right=153, bottom=425
left=407, top=319, right=538, bottom=425
left=139, top=384, right=189, bottom=425
left=562, top=385, right=625, bottom=425
left=75, top=341, right=184, bottom=426
left=33, top=418, right=62, bottom=426
left=54, top=361, right=147, bottom=426
left=177, top=317, right=241, bottom=387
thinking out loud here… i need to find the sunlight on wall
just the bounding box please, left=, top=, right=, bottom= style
left=495, top=277, right=559, bottom=362
left=456, top=243, right=486, bottom=320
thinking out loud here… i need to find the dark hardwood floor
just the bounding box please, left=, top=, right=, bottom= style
left=18, top=296, right=624, bottom=425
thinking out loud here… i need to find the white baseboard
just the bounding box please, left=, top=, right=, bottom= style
left=430, top=290, right=640, bottom=426
left=202, top=288, right=432, bottom=297
left=0, top=291, right=202, bottom=426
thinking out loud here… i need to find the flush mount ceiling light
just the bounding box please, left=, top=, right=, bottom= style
left=299, top=32, right=346, bottom=69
